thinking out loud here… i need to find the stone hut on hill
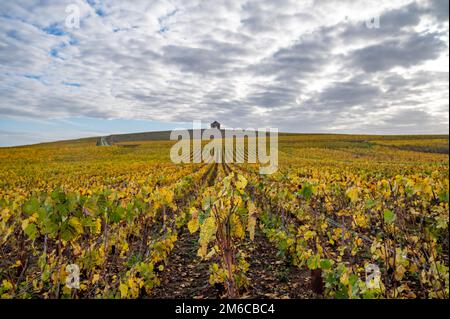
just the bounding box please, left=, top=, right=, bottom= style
left=210, top=121, right=220, bottom=129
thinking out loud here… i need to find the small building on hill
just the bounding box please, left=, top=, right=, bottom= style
left=211, top=121, right=220, bottom=129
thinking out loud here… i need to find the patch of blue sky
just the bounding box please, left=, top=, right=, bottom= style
left=95, top=8, right=105, bottom=16
left=50, top=48, right=59, bottom=57
left=0, top=13, right=28, bottom=24
left=24, top=74, right=41, bottom=80
left=158, top=9, right=178, bottom=23
left=6, top=29, right=30, bottom=43
left=42, top=23, right=66, bottom=36
left=158, top=9, right=178, bottom=33
left=85, top=0, right=105, bottom=17
left=0, top=13, right=13, bottom=20
left=6, top=30, right=19, bottom=39
left=63, top=82, right=81, bottom=87
left=113, top=26, right=139, bottom=33
left=68, top=37, right=78, bottom=45
left=166, top=9, right=178, bottom=19
left=49, top=42, right=68, bottom=59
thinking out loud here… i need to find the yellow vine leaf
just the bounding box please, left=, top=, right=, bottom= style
left=346, top=187, right=359, bottom=203
left=231, top=214, right=245, bottom=239
left=198, top=216, right=216, bottom=258
left=119, top=283, right=128, bottom=298
left=187, top=217, right=199, bottom=234
left=69, top=217, right=84, bottom=235
left=247, top=214, right=257, bottom=242
left=236, top=174, right=248, bottom=191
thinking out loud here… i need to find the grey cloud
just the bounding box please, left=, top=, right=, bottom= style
left=349, top=32, right=447, bottom=72
left=247, top=83, right=299, bottom=108
left=340, top=2, right=423, bottom=41
left=425, top=0, right=449, bottom=22
left=162, top=45, right=239, bottom=75
left=0, top=0, right=448, bottom=140
left=320, top=82, right=380, bottom=107
left=0, top=106, right=37, bottom=117
left=384, top=109, right=436, bottom=126
left=303, top=80, right=382, bottom=111
left=251, top=37, right=331, bottom=82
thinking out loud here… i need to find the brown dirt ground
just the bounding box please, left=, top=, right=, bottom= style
left=148, top=227, right=317, bottom=299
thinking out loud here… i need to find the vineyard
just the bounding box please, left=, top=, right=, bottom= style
left=0, top=134, right=448, bottom=299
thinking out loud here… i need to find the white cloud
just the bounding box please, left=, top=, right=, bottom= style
left=0, top=0, right=448, bottom=135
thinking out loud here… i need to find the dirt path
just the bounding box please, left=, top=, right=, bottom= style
left=149, top=227, right=218, bottom=299
left=244, top=231, right=316, bottom=299
left=149, top=162, right=316, bottom=299
left=150, top=164, right=220, bottom=299
left=99, top=136, right=111, bottom=146
left=149, top=228, right=316, bottom=299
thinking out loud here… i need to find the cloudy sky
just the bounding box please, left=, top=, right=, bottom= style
left=0, top=0, right=448, bottom=146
